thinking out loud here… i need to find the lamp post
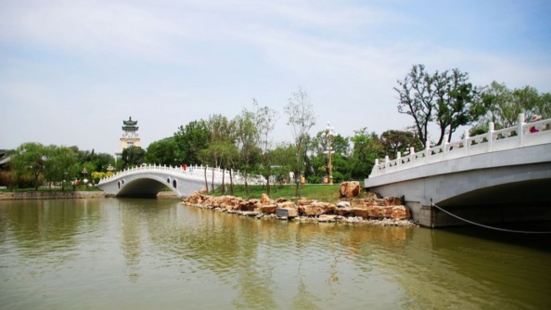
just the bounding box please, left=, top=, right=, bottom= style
left=323, top=122, right=335, bottom=185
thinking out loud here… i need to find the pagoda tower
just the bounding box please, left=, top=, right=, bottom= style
left=119, top=116, right=141, bottom=152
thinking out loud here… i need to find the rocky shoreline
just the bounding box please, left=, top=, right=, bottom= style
left=183, top=192, right=416, bottom=227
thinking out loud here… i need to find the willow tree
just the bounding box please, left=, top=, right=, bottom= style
left=285, top=88, right=315, bottom=197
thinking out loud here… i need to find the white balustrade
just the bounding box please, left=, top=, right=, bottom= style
left=98, top=162, right=265, bottom=186
left=370, top=114, right=551, bottom=177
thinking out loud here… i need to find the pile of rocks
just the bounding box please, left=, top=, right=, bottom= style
left=182, top=192, right=414, bottom=226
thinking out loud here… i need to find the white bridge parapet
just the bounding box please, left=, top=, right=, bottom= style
left=369, top=113, right=551, bottom=177
left=97, top=164, right=265, bottom=198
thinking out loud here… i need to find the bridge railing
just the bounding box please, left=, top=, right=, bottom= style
left=370, top=113, right=551, bottom=177
left=97, top=164, right=265, bottom=186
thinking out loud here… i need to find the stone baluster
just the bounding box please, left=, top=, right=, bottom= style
left=384, top=155, right=389, bottom=169
left=518, top=113, right=525, bottom=146
left=396, top=152, right=401, bottom=165
left=464, top=130, right=470, bottom=152
left=425, top=143, right=430, bottom=159
left=488, top=122, right=495, bottom=151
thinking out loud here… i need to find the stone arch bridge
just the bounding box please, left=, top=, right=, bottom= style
left=365, top=114, right=551, bottom=228
left=97, top=165, right=264, bottom=198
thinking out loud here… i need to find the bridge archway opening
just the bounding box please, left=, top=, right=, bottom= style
left=117, top=177, right=178, bottom=198
left=172, top=180, right=177, bottom=189
left=435, top=178, right=551, bottom=227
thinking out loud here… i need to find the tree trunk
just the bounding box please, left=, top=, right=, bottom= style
left=221, top=168, right=226, bottom=194
left=229, top=169, right=234, bottom=195
left=203, top=166, right=209, bottom=193
left=211, top=168, right=215, bottom=194
left=447, top=127, right=454, bottom=143
left=436, top=125, right=446, bottom=146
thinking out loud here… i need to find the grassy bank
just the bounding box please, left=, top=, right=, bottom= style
left=211, top=184, right=366, bottom=203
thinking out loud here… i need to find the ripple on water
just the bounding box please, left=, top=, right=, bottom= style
left=1, top=199, right=551, bottom=309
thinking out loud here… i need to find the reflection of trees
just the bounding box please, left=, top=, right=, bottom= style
left=2, top=199, right=102, bottom=266
left=117, top=199, right=147, bottom=281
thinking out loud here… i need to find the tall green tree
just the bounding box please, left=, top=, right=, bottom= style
left=43, top=146, right=79, bottom=190
left=350, top=129, right=383, bottom=180
left=145, top=137, right=180, bottom=166
left=174, top=120, right=210, bottom=165
left=285, top=88, right=316, bottom=197
left=395, top=64, right=436, bottom=148
left=380, top=129, right=422, bottom=158
left=433, top=68, right=479, bottom=144
left=234, top=110, right=261, bottom=195
left=474, top=82, right=551, bottom=131
left=121, top=146, right=145, bottom=168
left=252, top=99, right=277, bottom=195
left=11, top=142, right=47, bottom=190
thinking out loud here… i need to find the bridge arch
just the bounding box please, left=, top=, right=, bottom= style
left=117, top=175, right=179, bottom=198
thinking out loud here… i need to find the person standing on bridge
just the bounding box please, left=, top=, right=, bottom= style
left=529, top=114, right=542, bottom=133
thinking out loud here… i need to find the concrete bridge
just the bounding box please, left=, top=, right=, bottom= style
left=97, top=165, right=264, bottom=198
left=365, top=114, right=551, bottom=228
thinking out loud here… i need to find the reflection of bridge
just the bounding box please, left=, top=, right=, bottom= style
left=365, top=114, right=551, bottom=228
left=98, top=165, right=264, bottom=198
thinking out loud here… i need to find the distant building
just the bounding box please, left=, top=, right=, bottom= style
left=119, top=116, right=141, bottom=153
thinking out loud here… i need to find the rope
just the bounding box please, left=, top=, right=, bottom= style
left=431, top=203, right=551, bottom=234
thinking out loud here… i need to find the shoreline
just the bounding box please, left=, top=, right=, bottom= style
left=183, top=193, right=417, bottom=227
left=0, top=191, right=106, bottom=201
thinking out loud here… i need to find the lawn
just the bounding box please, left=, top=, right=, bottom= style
left=211, top=183, right=365, bottom=203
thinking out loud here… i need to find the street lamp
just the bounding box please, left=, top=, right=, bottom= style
left=323, top=122, right=335, bottom=185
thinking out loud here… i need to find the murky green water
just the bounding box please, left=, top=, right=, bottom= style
left=0, top=199, right=550, bottom=309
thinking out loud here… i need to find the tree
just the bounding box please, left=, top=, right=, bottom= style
left=395, top=64, right=436, bottom=147
left=433, top=68, right=479, bottom=144
left=43, top=146, right=79, bottom=190
left=145, top=137, right=180, bottom=166
left=308, top=130, right=351, bottom=183
left=252, top=99, right=277, bottom=195
left=474, top=82, right=551, bottom=131
left=121, top=146, right=145, bottom=168
left=173, top=120, right=210, bottom=165
left=285, top=88, right=316, bottom=197
left=380, top=129, right=422, bottom=158
left=234, top=110, right=260, bottom=195
left=350, top=129, right=383, bottom=180
left=268, top=144, right=296, bottom=185
left=11, top=143, right=48, bottom=190
left=396, top=64, right=481, bottom=146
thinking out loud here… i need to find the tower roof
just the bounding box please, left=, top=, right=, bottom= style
left=122, top=116, right=139, bottom=131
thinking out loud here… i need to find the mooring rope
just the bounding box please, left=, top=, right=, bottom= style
left=431, top=203, right=551, bottom=234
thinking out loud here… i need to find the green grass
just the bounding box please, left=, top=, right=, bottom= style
left=211, top=184, right=344, bottom=202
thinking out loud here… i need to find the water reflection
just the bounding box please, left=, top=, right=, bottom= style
left=0, top=199, right=550, bottom=309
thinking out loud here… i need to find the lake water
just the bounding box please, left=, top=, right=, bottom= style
left=0, top=199, right=550, bottom=309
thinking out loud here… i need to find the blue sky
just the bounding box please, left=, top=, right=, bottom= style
left=2, top=0, right=550, bottom=153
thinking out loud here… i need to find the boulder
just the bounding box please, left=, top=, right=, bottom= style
left=336, top=201, right=351, bottom=208
left=301, top=204, right=323, bottom=217
left=383, top=205, right=394, bottom=218
left=277, top=201, right=297, bottom=209
left=391, top=205, right=411, bottom=220
left=335, top=207, right=352, bottom=217
left=260, top=193, right=271, bottom=205
left=350, top=199, right=367, bottom=209
left=276, top=207, right=298, bottom=218
left=318, top=215, right=336, bottom=223
left=384, top=197, right=402, bottom=206
left=339, top=181, right=361, bottom=198
left=259, top=204, right=277, bottom=214
left=351, top=208, right=370, bottom=219
left=237, top=199, right=258, bottom=211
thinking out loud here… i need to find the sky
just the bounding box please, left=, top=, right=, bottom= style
left=1, top=0, right=551, bottom=154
